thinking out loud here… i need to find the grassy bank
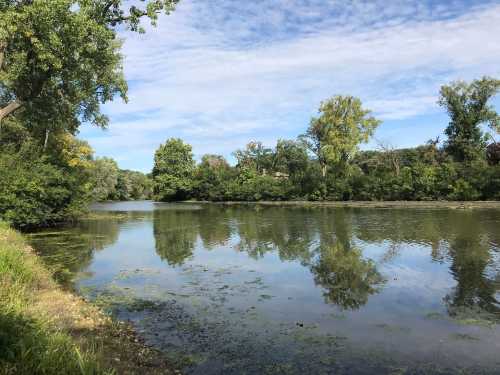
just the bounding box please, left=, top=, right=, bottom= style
left=0, top=222, right=178, bottom=375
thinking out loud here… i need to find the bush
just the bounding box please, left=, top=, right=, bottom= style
left=0, top=148, right=91, bottom=228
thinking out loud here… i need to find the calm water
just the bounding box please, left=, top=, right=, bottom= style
left=28, top=202, right=500, bottom=374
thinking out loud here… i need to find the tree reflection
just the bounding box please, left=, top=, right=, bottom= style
left=444, top=217, right=500, bottom=321
left=197, top=205, right=232, bottom=249
left=149, top=204, right=500, bottom=316
left=153, top=209, right=198, bottom=266
left=311, top=243, right=384, bottom=310
left=28, top=216, right=122, bottom=284
left=352, top=208, right=500, bottom=320
left=232, top=207, right=316, bottom=263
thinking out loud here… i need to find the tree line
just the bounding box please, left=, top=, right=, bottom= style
left=1, top=2, right=499, bottom=229
left=0, top=0, right=176, bottom=227
left=152, top=77, right=500, bottom=203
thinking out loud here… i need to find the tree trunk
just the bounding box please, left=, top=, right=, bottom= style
left=0, top=100, right=22, bottom=136
left=0, top=40, right=5, bottom=70
left=0, top=49, right=4, bottom=71
left=43, top=128, right=50, bottom=151
left=321, top=163, right=327, bottom=179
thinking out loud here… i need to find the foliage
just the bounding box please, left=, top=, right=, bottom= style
left=193, top=154, right=234, bottom=201
left=0, top=116, right=150, bottom=227
left=439, top=77, right=500, bottom=161
left=90, top=158, right=152, bottom=202
left=91, top=157, right=119, bottom=201
left=0, top=123, right=93, bottom=228
left=153, top=138, right=195, bottom=201
left=0, top=0, right=179, bottom=131
left=234, top=141, right=274, bottom=174
left=110, top=169, right=153, bottom=201
left=0, top=0, right=177, bottom=227
left=300, top=95, right=381, bottom=178
left=0, top=0, right=126, bottom=132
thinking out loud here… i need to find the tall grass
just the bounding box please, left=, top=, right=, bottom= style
left=0, top=222, right=110, bottom=375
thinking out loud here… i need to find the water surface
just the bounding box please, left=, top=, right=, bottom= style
left=29, top=202, right=500, bottom=374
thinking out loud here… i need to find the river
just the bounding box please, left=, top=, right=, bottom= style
left=28, top=201, right=500, bottom=374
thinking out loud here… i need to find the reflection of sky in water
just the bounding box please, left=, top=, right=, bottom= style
left=30, top=204, right=500, bottom=374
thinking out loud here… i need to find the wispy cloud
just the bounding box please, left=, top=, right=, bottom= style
left=81, top=0, right=500, bottom=171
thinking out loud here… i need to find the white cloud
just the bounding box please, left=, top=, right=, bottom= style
left=82, top=0, right=500, bottom=171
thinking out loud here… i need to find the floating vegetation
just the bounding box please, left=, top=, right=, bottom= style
left=425, top=312, right=445, bottom=320
left=374, top=323, right=411, bottom=333
left=454, top=318, right=495, bottom=328
left=425, top=311, right=496, bottom=328
left=259, top=294, right=274, bottom=300
left=450, top=333, right=480, bottom=341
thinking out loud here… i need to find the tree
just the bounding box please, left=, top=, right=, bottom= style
left=91, top=157, right=119, bottom=201
left=0, top=0, right=179, bottom=135
left=439, top=77, right=500, bottom=161
left=193, top=154, right=232, bottom=201
left=126, top=170, right=153, bottom=200
left=0, top=132, right=94, bottom=228
left=234, top=141, right=273, bottom=174
left=152, top=138, right=195, bottom=201
left=301, top=95, right=380, bottom=178
left=273, top=139, right=309, bottom=177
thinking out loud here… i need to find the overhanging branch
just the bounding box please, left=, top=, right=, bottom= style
left=0, top=100, right=22, bottom=123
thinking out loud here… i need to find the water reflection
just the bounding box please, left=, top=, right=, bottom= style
left=150, top=205, right=500, bottom=316
left=29, top=205, right=500, bottom=318
left=153, top=209, right=199, bottom=266
left=28, top=218, right=120, bottom=283
left=312, top=244, right=384, bottom=310
left=445, top=215, right=500, bottom=320
left=28, top=203, right=500, bottom=373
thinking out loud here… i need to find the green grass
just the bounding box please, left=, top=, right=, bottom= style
left=0, top=222, right=110, bottom=375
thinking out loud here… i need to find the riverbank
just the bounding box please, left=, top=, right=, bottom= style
left=193, top=200, right=500, bottom=209
left=0, top=222, right=179, bottom=375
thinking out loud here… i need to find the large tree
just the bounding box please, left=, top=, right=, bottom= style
left=0, top=0, right=179, bottom=136
left=439, top=77, right=500, bottom=161
left=301, top=95, right=380, bottom=178
left=152, top=138, right=195, bottom=201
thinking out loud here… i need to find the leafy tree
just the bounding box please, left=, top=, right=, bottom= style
left=193, top=154, right=233, bottom=201
left=234, top=141, right=274, bottom=174
left=0, top=132, right=93, bottom=228
left=91, top=157, right=119, bottom=201
left=301, top=95, right=380, bottom=178
left=126, top=170, right=153, bottom=200
left=439, top=77, right=500, bottom=161
left=273, top=139, right=309, bottom=176
left=0, top=0, right=178, bottom=134
left=226, top=169, right=286, bottom=201
left=153, top=138, right=195, bottom=201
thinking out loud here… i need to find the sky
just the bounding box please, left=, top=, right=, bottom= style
left=79, top=0, right=500, bottom=172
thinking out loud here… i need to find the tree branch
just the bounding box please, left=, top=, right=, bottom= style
left=101, top=0, right=115, bottom=17
left=0, top=40, right=6, bottom=70
left=0, top=100, right=22, bottom=124
left=108, top=10, right=148, bottom=23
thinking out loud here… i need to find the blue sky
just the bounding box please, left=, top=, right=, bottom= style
left=80, top=0, right=500, bottom=172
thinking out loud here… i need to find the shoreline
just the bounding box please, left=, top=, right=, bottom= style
left=188, top=200, right=500, bottom=209
left=0, top=223, right=180, bottom=375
